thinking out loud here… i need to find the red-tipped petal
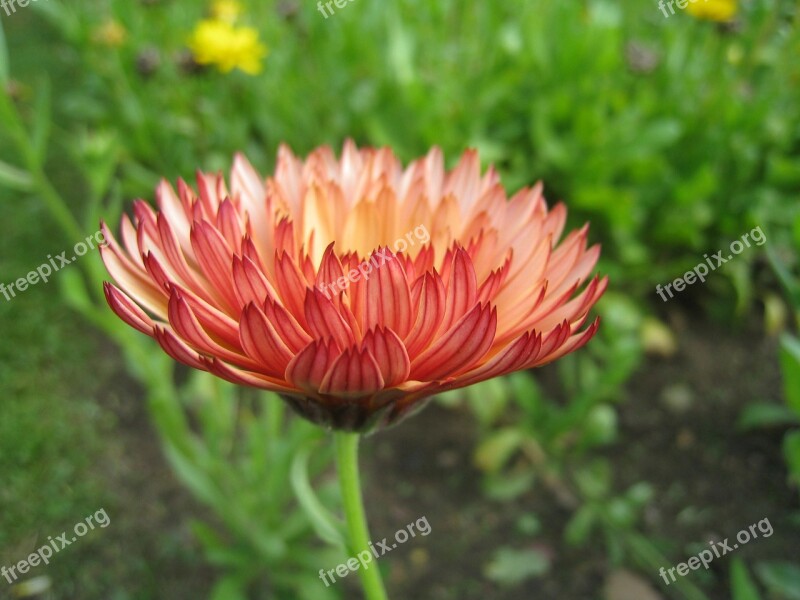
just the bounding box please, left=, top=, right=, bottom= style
left=410, top=303, right=497, bottom=381
left=286, top=339, right=340, bottom=393
left=103, top=282, right=156, bottom=336
left=361, top=327, right=411, bottom=388
left=239, top=303, right=294, bottom=377
left=319, top=347, right=385, bottom=397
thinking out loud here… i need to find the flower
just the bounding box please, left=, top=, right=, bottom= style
left=686, top=0, right=737, bottom=22
left=187, top=19, right=267, bottom=75
left=101, top=142, right=607, bottom=431
left=211, top=0, right=243, bottom=22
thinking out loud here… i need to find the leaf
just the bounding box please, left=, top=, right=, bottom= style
left=737, top=403, right=800, bottom=430
left=58, top=269, right=91, bottom=313
left=731, top=558, right=763, bottom=600
left=784, top=431, right=800, bottom=484
left=473, top=428, right=524, bottom=472
left=565, top=505, right=597, bottom=546
left=766, top=246, right=800, bottom=313
left=482, top=470, right=535, bottom=501
left=580, top=404, right=618, bottom=448
left=780, top=335, right=800, bottom=417
left=0, top=159, right=33, bottom=191
left=0, top=17, right=8, bottom=86
left=210, top=576, right=250, bottom=600
left=755, top=561, right=800, bottom=600
left=162, top=442, right=219, bottom=506
left=573, top=459, right=611, bottom=500
left=289, top=443, right=346, bottom=548
left=465, top=377, right=509, bottom=427
left=31, top=78, right=51, bottom=164
left=484, top=547, right=550, bottom=587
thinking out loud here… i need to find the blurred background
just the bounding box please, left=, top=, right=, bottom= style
left=0, top=0, right=799, bottom=598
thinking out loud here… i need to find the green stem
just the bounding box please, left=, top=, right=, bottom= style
left=334, top=432, right=389, bottom=600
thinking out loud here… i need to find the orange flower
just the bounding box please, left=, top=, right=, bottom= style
left=101, top=142, right=607, bottom=431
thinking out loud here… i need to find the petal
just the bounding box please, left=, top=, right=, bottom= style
left=232, top=255, right=278, bottom=309
left=274, top=250, right=310, bottom=328
left=153, top=325, right=207, bottom=370
left=361, top=327, right=411, bottom=388
left=103, top=282, right=156, bottom=336
left=440, top=246, right=478, bottom=332
left=239, top=303, right=294, bottom=377
left=285, top=339, right=340, bottom=393
left=263, top=297, right=313, bottom=353
left=361, top=247, right=412, bottom=338
left=201, top=356, right=295, bottom=392
left=304, top=288, right=356, bottom=351
left=167, top=290, right=254, bottom=369
left=319, top=347, right=385, bottom=397
left=528, top=317, right=601, bottom=368
left=409, top=303, right=497, bottom=381
left=404, top=271, right=446, bottom=358
left=190, top=220, right=239, bottom=313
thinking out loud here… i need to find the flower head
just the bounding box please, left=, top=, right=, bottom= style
left=187, top=18, right=267, bottom=75
left=686, top=0, right=737, bottom=22
left=211, top=0, right=244, bottom=22
left=101, top=142, right=607, bottom=431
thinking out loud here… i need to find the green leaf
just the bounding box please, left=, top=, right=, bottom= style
left=474, top=428, right=524, bottom=473
left=0, top=159, right=33, bottom=191
left=565, top=505, right=597, bottom=546
left=580, top=404, right=618, bottom=448
left=289, top=443, right=346, bottom=548
left=755, top=561, right=800, bottom=600
left=767, top=247, right=800, bottom=318
left=484, top=547, right=550, bottom=587
left=31, top=78, right=51, bottom=164
left=780, top=335, right=800, bottom=416
left=210, top=576, right=249, bottom=600
left=482, top=470, right=535, bottom=501
left=163, top=443, right=219, bottom=506
left=295, top=574, right=342, bottom=600
left=784, top=431, right=800, bottom=484
left=573, top=459, right=611, bottom=500
left=59, top=269, right=92, bottom=313
left=465, top=377, right=509, bottom=427
left=731, top=558, right=763, bottom=600
left=0, top=17, right=8, bottom=85
left=737, top=403, right=800, bottom=430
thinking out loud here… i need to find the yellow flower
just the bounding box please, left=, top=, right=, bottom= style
left=211, top=0, right=243, bottom=23
left=92, top=19, right=128, bottom=48
left=187, top=19, right=267, bottom=75
left=686, top=0, right=737, bottom=22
